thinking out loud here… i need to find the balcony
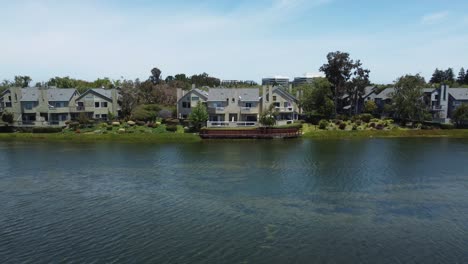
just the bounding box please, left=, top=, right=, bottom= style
left=207, top=121, right=258, bottom=128
left=208, top=107, right=225, bottom=113
left=275, top=107, right=294, bottom=113
left=431, top=105, right=444, bottom=111
left=70, top=106, right=86, bottom=112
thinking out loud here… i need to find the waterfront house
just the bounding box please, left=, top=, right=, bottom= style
left=429, top=86, right=468, bottom=123
left=176, top=88, right=209, bottom=119
left=207, top=88, right=260, bottom=127
left=0, top=87, right=120, bottom=126
left=261, top=85, right=300, bottom=125
left=73, top=88, right=120, bottom=121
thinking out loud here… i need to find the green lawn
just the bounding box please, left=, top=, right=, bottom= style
left=302, top=124, right=468, bottom=139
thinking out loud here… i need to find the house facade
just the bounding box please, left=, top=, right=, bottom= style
left=176, top=86, right=300, bottom=127
left=0, top=87, right=120, bottom=126
left=73, top=88, right=120, bottom=121
left=261, top=86, right=300, bottom=125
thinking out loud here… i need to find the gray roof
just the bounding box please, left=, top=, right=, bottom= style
left=272, top=87, right=297, bottom=102
left=449, top=88, right=468, bottom=100
left=374, top=87, right=395, bottom=100
left=423, top=88, right=436, bottom=93
left=194, top=88, right=208, bottom=98
left=47, top=88, right=76, bottom=101
left=20, top=87, right=77, bottom=102
left=208, top=88, right=259, bottom=102
left=91, top=88, right=112, bottom=99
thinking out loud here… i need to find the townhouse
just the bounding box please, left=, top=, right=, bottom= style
left=176, top=86, right=300, bottom=127
left=0, top=87, right=120, bottom=126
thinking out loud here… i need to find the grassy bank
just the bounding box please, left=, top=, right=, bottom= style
left=302, top=125, right=468, bottom=139
left=0, top=132, right=201, bottom=143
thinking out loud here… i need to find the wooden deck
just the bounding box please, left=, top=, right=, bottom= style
left=199, top=128, right=301, bottom=139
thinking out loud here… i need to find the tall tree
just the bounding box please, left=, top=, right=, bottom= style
left=392, top=74, right=427, bottom=122
left=300, top=78, right=335, bottom=118
left=457, top=68, right=466, bottom=85
left=14, top=76, right=32, bottom=88
left=430, top=68, right=444, bottom=84
left=347, top=65, right=371, bottom=115
left=465, top=69, right=468, bottom=85
left=429, top=68, right=444, bottom=84
left=319, top=51, right=369, bottom=116
left=444, top=68, right=455, bottom=83
left=149, top=68, right=162, bottom=84
left=189, top=103, right=209, bottom=130
left=119, top=79, right=139, bottom=118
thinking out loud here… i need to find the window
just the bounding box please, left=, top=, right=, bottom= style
left=273, top=96, right=277, bottom=101
left=95, top=114, right=100, bottom=119
left=182, top=102, right=191, bottom=108
left=8, top=96, right=11, bottom=101
left=245, top=103, right=252, bottom=108
left=101, top=102, right=108, bottom=107
left=284, top=102, right=290, bottom=107
left=101, top=114, right=108, bottom=120
left=95, top=102, right=100, bottom=108
left=273, top=102, right=280, bottom=107
left=24, top=102, right=34, bottom=110
left=5, top=102, right=12, bottom=107
left=232, top=98, right=235, bottom=103
left=192, top=96, right=199, bottom=101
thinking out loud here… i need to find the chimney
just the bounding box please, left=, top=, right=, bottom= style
left=176, top=88, right=183, bottom=101
left=289, top=83, right=293, bottom=93
left=192, top=84, right=196, bottom=90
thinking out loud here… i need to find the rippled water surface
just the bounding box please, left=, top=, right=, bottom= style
left=1, top=139, right=468, bottom=263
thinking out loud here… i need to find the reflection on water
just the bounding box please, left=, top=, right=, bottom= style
left=0, top=139, right=468, bottom=263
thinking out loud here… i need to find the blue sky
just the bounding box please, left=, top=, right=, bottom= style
left=1, top=0, right=468, bottom=84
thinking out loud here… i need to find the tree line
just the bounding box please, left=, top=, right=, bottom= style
left=430, top=67, right=468, bottom=86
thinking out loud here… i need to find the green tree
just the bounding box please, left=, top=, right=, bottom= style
left=430, top=68, right=444, bottom=84
left=132, top=104, right=161, bottom=122
left=347, top=66, right=371, bottom=115
left=457, top=68, right=466, bottom=85
left=14, top=76, right=32, bottom=88
left=452, top=104, right=468, bottom=127
left=189, top=103, right=209, bottom=130
left=119, top=79, right=139, bottom=118
left=392, top=74, right=427, bottom=122
left=259, top=105, right=278, bottom=127
left=364, top=100, right=377, bottom=114
left=300, top=78, right=335, bottom=118
left=319, top=51, right=369, bottom=116
left=1, top=111, right=14, bottom=124
left=444, top=68, right=455, bottom=83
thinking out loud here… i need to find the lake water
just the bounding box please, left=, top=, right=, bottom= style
left=0, top=139, right=468, bottom=263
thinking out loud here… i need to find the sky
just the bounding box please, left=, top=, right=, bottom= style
left=1, top=0, right=468, bottom=84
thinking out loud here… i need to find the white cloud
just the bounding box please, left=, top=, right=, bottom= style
left=421, top=11, right=449, bottom=25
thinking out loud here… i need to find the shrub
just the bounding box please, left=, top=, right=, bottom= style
left=69, top=121, right=80, bottom=129
left=318, top=119, right=329, bottom=130
left=334, top=119, right=342, bottom=125
left=375, top=124, right=384, bottom=130
left=338, top=123, right=346, bottom=130
left=136, top=121, right=146, bottom=126
left=106, top=126, right=113, bottom=131
left=1, top=112, right=14, bottom=124
left=355, top=120, right=362, bottom=126
left=163, top=118, right=180, bottom=126
left=352, top=124, right=358, bottom=130
left=360, top=114, right=373, bottom=123
left=166, top=125, right=178, bottom=132
left=440, top=123, right=455, bottom=130
left=32, top=127, right=63, bottom=133
left=369, top=122, right=376, bottom=128
left=158, top=109, right=172, bottom=119
left=370, top=118, right=380, bottom=123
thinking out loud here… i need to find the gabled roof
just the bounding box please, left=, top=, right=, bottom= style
left=179, top=88, right=209, bottom=102
left=77, top=88, right=115, bottom=101
left=449, top=88, right=468, bottom=100
left=374, top=87, right=395, bottom=100
left=20, top=87, right=78, bottom=102
left=208, top=88, right=259, bottom=102
left=272, top=87, right=297, bottom=102
left=47, top=88, right=77, bottom=101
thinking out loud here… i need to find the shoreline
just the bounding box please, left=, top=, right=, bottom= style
left=0, top=129, right=468, bottom=143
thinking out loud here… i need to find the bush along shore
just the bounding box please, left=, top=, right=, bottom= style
left=0, top=118, right=201, bottom=143
left=302, top=114, right=468, bottom=139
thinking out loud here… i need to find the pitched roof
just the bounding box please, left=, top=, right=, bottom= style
left=449, top=88, right=468, bottom=100
left=374, top=87, right=395, bottom=100
left=208, top=88, right=259, bottom=102
left=76, top=88, right=116, bottom=101
left=47, top=88, right=76, bottom=101
left=20, top=87, right=77, bottom=102
left=194, top=88, right=209, bottom=99
left=272, top=87, right=297, bottom=102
